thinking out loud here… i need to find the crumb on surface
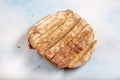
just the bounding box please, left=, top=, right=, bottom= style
left=17, top=46, right=21, bottom=48
left=38, top=66, right=41, bottom=68
left=32, top=14, right=34, bottom=17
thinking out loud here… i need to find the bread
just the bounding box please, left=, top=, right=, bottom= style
left=28, top=9, right=97, bottom=68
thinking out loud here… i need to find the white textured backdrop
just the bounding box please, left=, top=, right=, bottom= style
left=0, top=0, right=120, bottom=80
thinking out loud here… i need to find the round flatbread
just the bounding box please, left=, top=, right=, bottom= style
left=28, top=9, right=97, bottom=68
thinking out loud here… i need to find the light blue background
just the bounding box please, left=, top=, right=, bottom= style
left=0, top=0, right=120, bottom=79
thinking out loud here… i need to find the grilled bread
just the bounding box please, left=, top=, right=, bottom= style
left=28, top=9, right=97, bottom=68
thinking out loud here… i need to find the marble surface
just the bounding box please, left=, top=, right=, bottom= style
left=0, top=0, right=120, bottom=79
